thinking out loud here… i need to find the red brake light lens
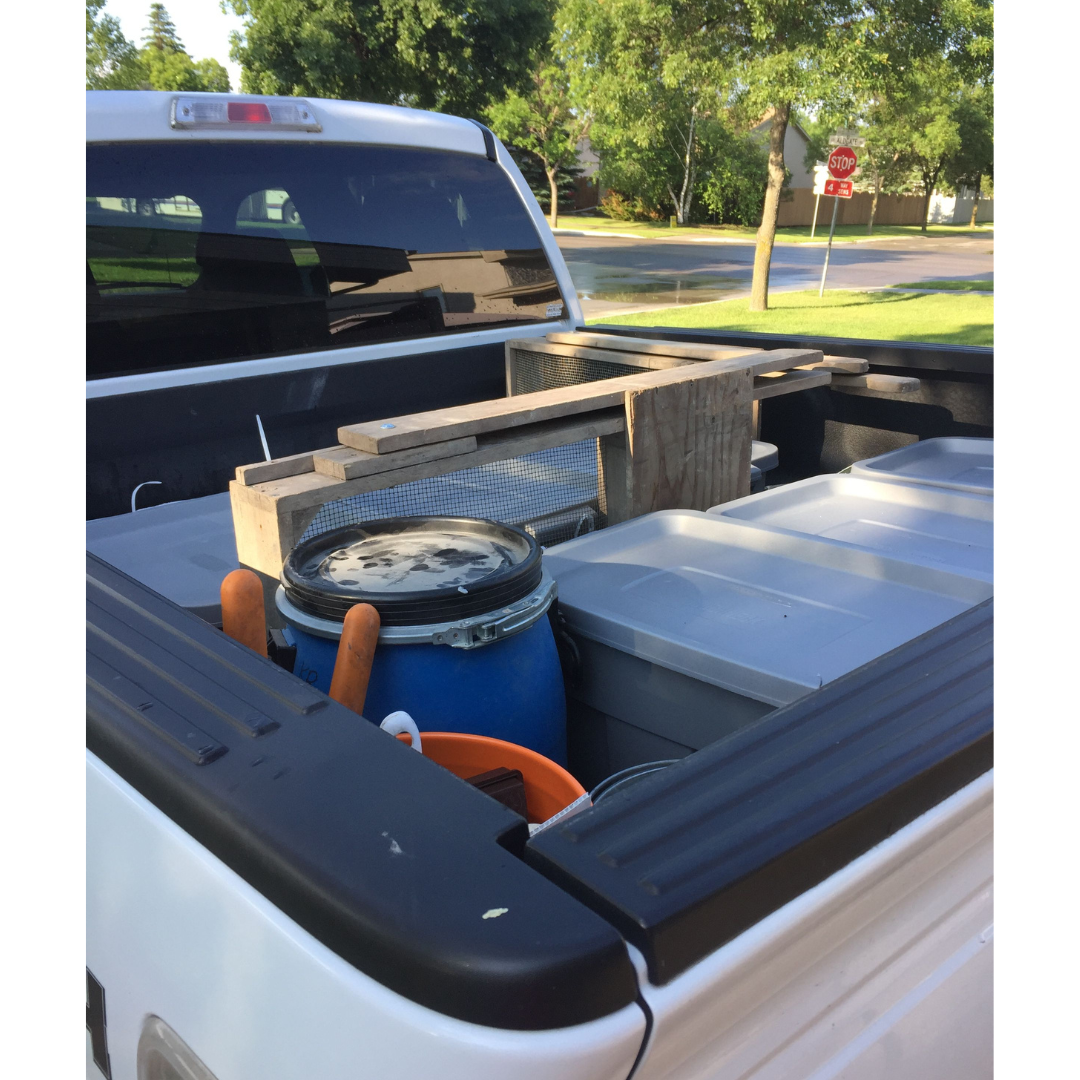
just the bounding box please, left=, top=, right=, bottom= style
left=227, top=102, right=272, bottom=124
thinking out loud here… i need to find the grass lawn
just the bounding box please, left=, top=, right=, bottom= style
left=892, top=279, right=993, bottom=291
left=558, top=214, right=993, bottom=244
left=590, top=289, right=993, bottom=346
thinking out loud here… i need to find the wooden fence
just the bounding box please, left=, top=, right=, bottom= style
left=777, top=188, right=930, bottom=228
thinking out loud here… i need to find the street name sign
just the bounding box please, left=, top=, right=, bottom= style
left=824, top=179, right=854, bottom=198
left=828, top=132, right=867, bottom=147
left=827, top=146, right=858, bottom=180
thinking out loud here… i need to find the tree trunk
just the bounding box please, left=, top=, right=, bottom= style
left=676, top=106, right=698, bottom=225
left=868, top=171, right=881, bottom=235
left=920, top=166, right=941, bottom=233
left=969, top=174, right=982, bottom=227
left=749, top=103, right=789, bottom=312
left=547, top=167, right=559, bottom=229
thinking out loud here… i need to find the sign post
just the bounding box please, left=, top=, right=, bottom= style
left=811, top=164, right=829, bottom=238
left=819, top=144, right=859, bottom=297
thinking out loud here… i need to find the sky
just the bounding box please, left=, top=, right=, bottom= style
left=100, top=0, right=245, bottom=92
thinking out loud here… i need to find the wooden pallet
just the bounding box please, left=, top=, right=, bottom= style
left=230, top=346, right=827, bottom=578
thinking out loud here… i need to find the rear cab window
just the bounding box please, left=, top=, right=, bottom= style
left=86, top=142, right=565, bottom=379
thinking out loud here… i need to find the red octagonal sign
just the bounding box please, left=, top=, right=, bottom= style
left=827, top=146, right=858, bottom=180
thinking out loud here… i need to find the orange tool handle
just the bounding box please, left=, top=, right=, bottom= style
left=329, top=603, right=381, bottom=715
left=220, top=569, right=267, bottom=657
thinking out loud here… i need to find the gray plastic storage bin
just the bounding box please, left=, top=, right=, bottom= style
left=86, top=493, right=240, bottom=623
left=545, top=511, right=993, bottom=787
left=707, top=474, right=992, bottom=582
left=849, top=437, right=993, bottom=496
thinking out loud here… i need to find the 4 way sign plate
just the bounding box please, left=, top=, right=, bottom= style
left=824, top=179, right=854, bottom=198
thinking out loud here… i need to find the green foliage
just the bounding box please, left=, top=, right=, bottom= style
left=86, top=2, right=231, bottom=92
left=942, top=84, right=993, bottom=191
left=140, top=3, right=232, bottom=91
left=700, top=126, right=771, bottom=225
left=86, top=0, right=147, bottom=89
left=486, top=58, right=589, bottom=173
left=503, top=143, right=587, bottom=211
left=227, top=0, right=551, bottom=117
left=143, top=2, right=184, bottom=53
left=557, top=0, right=771, bottom=226
left=599, top=191, right=663, bottom=222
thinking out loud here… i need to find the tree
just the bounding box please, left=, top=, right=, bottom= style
left=558, top=0, right=723, bottom=226
left=142, top=3, right=231, bottom=92
left=227, top=0, right=551, bottom=118
left=143, top=2, right=183, bottom=52
left=87, top=2, right=231, bottom=92
left=660, top=1, right=971, bottom=309
left=502, top=142, right=588, bottom=218
left=942, top=86, right=993, bottom=226
left=486, top=55, right=591, bottom=229
left=86, top=0, right=147, bottom=89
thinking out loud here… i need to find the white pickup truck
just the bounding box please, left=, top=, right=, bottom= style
left=86, top=90, right=992, bottom=1080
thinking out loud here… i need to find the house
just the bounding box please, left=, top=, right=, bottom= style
left=750, top=111, right=816, bottom=188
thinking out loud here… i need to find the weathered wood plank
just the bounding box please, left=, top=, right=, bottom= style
left=797, top=356, right=870, bottom=374
left=510, top=336, right=693, bottom=372
left=830, top=373, right=921, bottom=393
left=626, top=367, right=753, bottom=516
left=236, top=451, right=319, bottom=486
left=753, top=369, right=833, bottom=400
left=545, top=331, right=761, bottom=363
left=341, top=349, right=821, bottom=454
left=312, top=435, right=478, bottom=480
left=230, top=481, right=322, bottom=580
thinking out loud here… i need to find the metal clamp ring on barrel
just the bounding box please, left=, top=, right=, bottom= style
left=275, top=571, right=558, bottom=649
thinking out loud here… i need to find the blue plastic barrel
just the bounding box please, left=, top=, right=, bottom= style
left=277, top=518, right=568, bottom=764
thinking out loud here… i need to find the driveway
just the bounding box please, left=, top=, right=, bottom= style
left=555, top=233, right=994, bottom=320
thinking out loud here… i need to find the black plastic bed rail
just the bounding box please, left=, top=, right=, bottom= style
left=86, top=553, right=638, bottom=1031
left=525, top=598, right=993, bottom=985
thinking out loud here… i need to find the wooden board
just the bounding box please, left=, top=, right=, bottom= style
left=544, top=331, right=761, bottom=364
left=798, top=356, right=870, bottom=374
left=236, top=451, right=319, bottom=486
left=312, top=435, right=478, bottom=480
left=753, top=369, right=832, bottom=400
left=830, top=373, right=921, bottom=393
left=341, top=349, right=822, bottom=455
left=625, top=367, right=753, bottom=516
left=510, top=336, right=693, bottom=371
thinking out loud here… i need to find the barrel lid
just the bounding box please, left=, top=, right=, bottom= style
left=281, top=517, right=543, bottom=626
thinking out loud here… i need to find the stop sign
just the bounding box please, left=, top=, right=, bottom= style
left=827, top=146, right=858, bottom=180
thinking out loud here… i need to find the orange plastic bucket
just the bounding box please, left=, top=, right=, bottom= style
left=399, top=731, right=586, bottom=823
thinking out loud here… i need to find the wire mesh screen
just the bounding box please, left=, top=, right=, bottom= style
left=299, top=440, right=602, bottom=548
left=508, top=347, right=647, bottom=394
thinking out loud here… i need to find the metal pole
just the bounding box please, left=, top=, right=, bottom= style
left=818, top=196, right=841, bottom=297
left=810, top=192, right=821, bottom=238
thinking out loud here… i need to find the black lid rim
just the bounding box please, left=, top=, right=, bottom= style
left=282, top=517, right=543, bottom=626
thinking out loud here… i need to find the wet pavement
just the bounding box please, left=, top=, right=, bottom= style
left=555, top=233, right=994, bottom=320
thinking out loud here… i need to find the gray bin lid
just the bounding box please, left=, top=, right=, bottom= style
left=707, top=474, right=992, bottom=581
left=751, top=440, right=779, bottom=472
left=849, top=437, right=993, bottom=495
left=545, top=511, right=993, bottom=708
left=85, top=492, right=239, bottom=623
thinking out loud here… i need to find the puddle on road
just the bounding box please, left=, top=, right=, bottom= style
left=564, top=265, right=746, bottom=306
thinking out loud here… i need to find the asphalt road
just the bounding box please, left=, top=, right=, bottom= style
left=554, top=233, right=994, bottom=320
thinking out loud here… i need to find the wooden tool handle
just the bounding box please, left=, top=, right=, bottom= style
left=220, top=569, right=268, bottom=657
left=329, top=603, right=382, bottom=715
